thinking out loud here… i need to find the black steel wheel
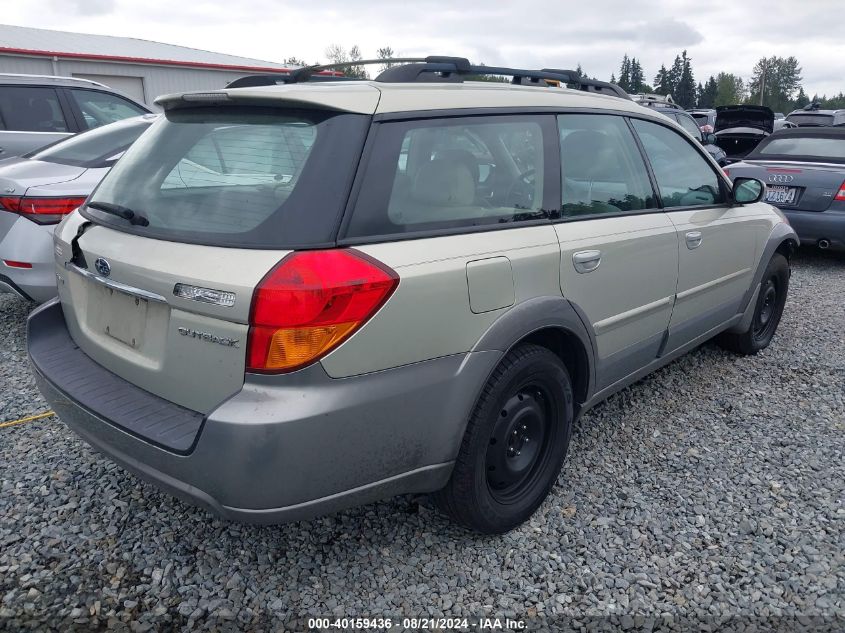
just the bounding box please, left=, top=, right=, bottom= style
left=717, top=253, right=789, bottom=355
left=434, top=344, right=574, bottom=534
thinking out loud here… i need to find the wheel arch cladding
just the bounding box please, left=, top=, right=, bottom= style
left=471, top=296, right=596, bottom=414
left=739, top=222, right=799, bottom=312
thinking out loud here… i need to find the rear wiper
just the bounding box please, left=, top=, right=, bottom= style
left=86, top=201, right=150, bottom=227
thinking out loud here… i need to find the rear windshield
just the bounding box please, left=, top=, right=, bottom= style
left=83, top=106, right=369, bottom=249
left=786, top=114, right=834, bottom=127
left=752, top=135, right=845, bottom=160
left=29, top=116, right=154, bottom=168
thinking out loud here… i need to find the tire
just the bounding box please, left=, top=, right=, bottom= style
left=717, top=253, right=789, bottom=355
left=434, top=344, right=574, bottom=534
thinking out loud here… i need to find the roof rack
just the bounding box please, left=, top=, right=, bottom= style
left=228, top=56, right=631, bottom=100
left=632, top=93, right=681, bottom=110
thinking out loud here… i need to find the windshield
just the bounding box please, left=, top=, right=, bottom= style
left=83, top=106, right=370, bottom=249
left=30, top=116, right=155, bottom=167
left=753, top=135, right=845, bottom=160
left=786, top=114, right=834, bottom=127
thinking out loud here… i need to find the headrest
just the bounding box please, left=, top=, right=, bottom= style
left=411, top=158, right=475, bottom=207
left=435, top=149, right=480, bottom=184
left=28, top=98, right=55, bottom=123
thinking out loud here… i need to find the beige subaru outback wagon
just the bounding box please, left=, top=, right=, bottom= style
left=28, top=58, right=797, bottom=533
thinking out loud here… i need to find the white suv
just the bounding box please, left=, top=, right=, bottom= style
left=28, top=58, right=797, bottom=533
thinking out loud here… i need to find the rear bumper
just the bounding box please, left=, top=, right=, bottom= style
left=781, top=209, right=845, bottom=250
left=0, top=211, right=57, bottom=303
left=28, top=300, right=499, bottom=523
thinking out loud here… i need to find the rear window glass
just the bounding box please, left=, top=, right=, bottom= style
left=754, top=136, right=845, bottom=160
left=30, top=116, right=154, bottom=167
left=345, top=115, right=553, bottom=239
left=786, top=114, right=834, bottom=127
left=83, top=107, right=369, bottom=249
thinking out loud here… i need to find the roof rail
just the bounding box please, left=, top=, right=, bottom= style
left=258, top=56, right=631, bottom=100
left=225, top=71, right=347, bottom=89
left=0, top=72, right=109, bottom=88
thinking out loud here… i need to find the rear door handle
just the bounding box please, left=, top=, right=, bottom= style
left=685, top=231, right=703, bottom=249
left=572, top=249, right=602, bottom=273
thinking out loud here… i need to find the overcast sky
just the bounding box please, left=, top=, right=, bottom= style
left=6, top=0, right=843, bottom=97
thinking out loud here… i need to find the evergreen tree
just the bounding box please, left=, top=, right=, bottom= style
left=794, top=87, right=809, bottom=109
left=630, top=58, right=646, bottom=93
left=653, top=64, right=672, bottom=96
left=618, top=55, right=632, bottom=92
left=698, top=76, right=719, bottom=108
left=675, top=51, right=696, bottom=108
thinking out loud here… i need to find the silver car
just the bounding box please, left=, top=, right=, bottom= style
left=28, top=58, right=797, bottom=533
left=0, top=73, right=151, bottom=158
left=0, top=115, right=157, bottom=302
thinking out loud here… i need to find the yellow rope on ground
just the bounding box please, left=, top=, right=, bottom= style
left=0, top=411, right=55, bottom=428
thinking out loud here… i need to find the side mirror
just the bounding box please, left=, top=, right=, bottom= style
left=732, top=177, right=765, bottom=205
left=703, top=132, right=717, bottom=144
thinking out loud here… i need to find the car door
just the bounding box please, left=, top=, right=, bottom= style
left=630, top=118, right=766, bottom=352
left=555, top=113, right=679, bottom=391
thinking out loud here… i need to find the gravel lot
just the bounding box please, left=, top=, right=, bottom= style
left=1, top=250, right=843, bottom=632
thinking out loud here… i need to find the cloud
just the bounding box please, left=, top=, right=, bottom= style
left=5, top=0, right=844, bottom=97
left=636, top=19, right=704, bottom=47
left=51, top=0, right=115, bottom=16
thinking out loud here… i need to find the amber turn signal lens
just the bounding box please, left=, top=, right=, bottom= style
left=262, top=323, right=357, bottom=371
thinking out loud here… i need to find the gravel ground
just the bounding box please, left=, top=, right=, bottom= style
left=1, top=250, right=843, bottom=632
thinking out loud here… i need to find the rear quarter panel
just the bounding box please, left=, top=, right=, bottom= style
left=321, top=225, right=562, bottom=377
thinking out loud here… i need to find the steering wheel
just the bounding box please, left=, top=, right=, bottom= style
left=506, top=168, right=536, bottom=209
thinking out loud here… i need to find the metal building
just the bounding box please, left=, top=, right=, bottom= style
left=0, top=24, right=292, bottom=106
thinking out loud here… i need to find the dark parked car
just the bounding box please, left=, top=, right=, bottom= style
left=635, top=98, right=727, bottom=165
left=714, top=105, right=774, bottom=163
left=687, top=108, right=717, bottom=133
left=0, top=74, right=151, bottom=158
left=726, top=126, right=845, bottom=251
left=786, top=105, right=845, bottom=128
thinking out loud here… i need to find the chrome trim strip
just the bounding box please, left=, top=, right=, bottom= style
left=676, top=268, right=751, bottom=301
left=594, top=296, right=674, bottom=333
left=64, top=262, right=167, bottom=304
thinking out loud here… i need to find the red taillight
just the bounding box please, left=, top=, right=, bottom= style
left=246, top=249, right=399, bottom=373
left=723, top=168, right=730, bottom=178
left=3, top=260, right=32, bottom=269
left=835, top=180, right=845, bottom=201
left=0, top=196, right=87, bottom=224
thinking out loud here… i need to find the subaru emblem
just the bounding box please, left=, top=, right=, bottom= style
left=94, top=257, right=111, bottom=277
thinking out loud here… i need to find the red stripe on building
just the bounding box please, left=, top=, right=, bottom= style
left=0, top=46, right=341, bottom=75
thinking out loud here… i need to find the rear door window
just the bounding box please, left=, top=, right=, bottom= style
left=345, top=115, right=554, bottom=239
left=69, top=89, right=148, bottom=129
left=84, top=107, right=369, bottom=249
left=558, top=114, right=657, bottom=217
left=631, top=119, right=726, bottom=208
left=0, top=86, right=69, bottom=133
